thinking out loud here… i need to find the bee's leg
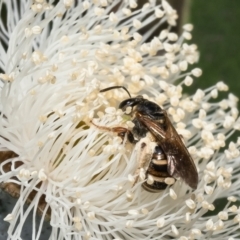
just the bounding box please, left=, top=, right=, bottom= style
left=90, top=120, right=137, bottom=143
left=115, top=128, right=137, bottom=144
left=132, top=141, right=152, bottom=187
left=133, top=171, right=140, bottom=187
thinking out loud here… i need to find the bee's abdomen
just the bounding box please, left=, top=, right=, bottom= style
left=142, top=145, right=175, bottom=193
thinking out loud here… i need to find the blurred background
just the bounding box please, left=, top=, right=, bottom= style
left=1, top=0, right=240, bottom=239
left=169, top=0, right=240, bottom=100
left=188, top=0, right=240, bottom=100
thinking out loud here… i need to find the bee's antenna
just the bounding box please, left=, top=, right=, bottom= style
left=100, top=86, right=131, bottom=98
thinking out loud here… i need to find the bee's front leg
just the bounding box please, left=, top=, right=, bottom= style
left=90, top=120, right=137, bottom=144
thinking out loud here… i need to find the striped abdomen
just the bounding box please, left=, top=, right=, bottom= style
left=142, top=145, right=175, bottom=193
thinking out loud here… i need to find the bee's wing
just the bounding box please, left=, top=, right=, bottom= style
left=137, top=112, right=198, bottom=189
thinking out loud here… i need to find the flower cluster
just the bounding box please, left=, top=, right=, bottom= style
left=0, top=0, right=240, bottom=239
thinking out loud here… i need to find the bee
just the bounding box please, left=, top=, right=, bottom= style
left=92, top=86, right=198, bottom=191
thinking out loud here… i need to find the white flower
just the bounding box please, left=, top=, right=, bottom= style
left=0, top=0, right=240, bottom=240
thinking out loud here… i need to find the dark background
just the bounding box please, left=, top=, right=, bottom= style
left=190, top=0, right=240, bottom=100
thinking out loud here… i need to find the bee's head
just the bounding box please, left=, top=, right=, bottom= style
left=119, top=96, right=144, bottom=114
left=100, top=86, right=143, bottom=114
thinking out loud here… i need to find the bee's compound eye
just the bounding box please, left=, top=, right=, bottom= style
left=119, top=97, right=142, bottom=112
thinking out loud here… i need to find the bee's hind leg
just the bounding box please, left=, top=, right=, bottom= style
left=132, top=140, right=153, bottom=188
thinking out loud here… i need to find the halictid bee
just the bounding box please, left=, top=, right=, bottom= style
left=92, top=86, right=198, bottom=192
